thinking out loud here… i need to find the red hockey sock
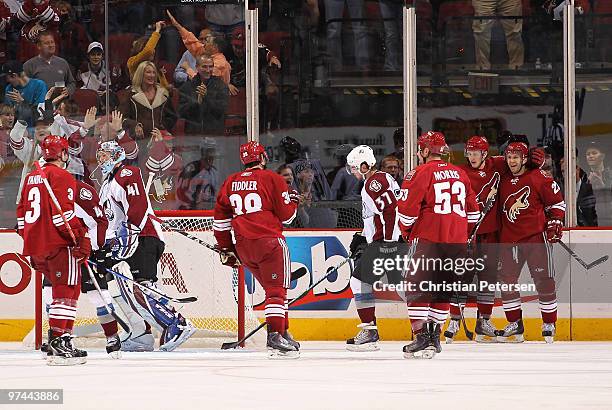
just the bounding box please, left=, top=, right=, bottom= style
left=101, top=321, right=119, bottom=338
left=357, top=307, right=376, bottom=324
left=407, top=302, right=429, bottom=333
left=477, top=303, right=493, bottom=318
left=449, top=303, right=461, bottom=319
left=265, top=292, right=286, bottom=334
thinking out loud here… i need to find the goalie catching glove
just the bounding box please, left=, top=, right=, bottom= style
left=545, top=219, right=563, bottom=243
left=215, top=245, right=241, bottom=267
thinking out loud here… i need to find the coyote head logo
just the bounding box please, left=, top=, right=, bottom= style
left=503, top=186, right=530, bottom=222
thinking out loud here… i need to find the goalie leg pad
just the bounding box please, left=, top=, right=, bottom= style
left=107, top=262, right=146, bottom=338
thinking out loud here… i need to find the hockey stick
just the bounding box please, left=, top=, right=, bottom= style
left=149, top=214, right=309, bottom=281
left=83, top=262, right=131, bottom=333
left=90, top=261, right=198, bottom=303
left=558, top=240, right=609, bottom=271
left=221, top=257, right=352, bottom=350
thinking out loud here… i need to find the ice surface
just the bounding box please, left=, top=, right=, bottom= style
left=1, top=342, right=612, bottom=410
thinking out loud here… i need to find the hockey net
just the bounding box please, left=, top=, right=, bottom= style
left=24, top=211, right=265, bottom=349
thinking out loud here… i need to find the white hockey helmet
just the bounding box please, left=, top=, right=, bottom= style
left=346, top=145, right=376, bottom=174
left=96, top=140, right=126, bottom=176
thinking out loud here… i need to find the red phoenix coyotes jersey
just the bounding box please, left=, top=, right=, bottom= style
left=398, top=160, right=480, bottom=243
left=499, top=168, right=566, bottom=243
left=16, top=163, right=83, bottom=257
left=361, top=171, right=400, bottom=243
left=214, top=168, right=297, bottom=248
left=75, top=180, right=107, bottom=251
left=459, top=156, right=507, bottom=234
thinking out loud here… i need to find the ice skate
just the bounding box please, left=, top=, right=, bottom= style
left=444, top=319, right=460, bottom=344
left=106, top=334, right=122, bottom=359
left=160, top=315, right=196, bottom=352
left=429, top=322, right=442, bottom=353
left=403, top=323, right=437, bottom=359
left=283, top=330, right=300, bottom=350
left=121, top=331, right=155, bottom=352
left=346, top=322, right=380, bottom=352
left=542, top=322, right=555, bottom=344
left=475, top=317, right=498, bottom=343
left=267, top=332, right=299, bottom=359
left=47, top=334, right=86, bottom=366
left=496, top=319, right=525, bottom=343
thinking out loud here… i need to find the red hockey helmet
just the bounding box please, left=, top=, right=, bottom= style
left=505, top=142, right=529, bottom=159
left=465, top=136, right=489, bottom=153
left=41, top=135, right=69, bottom=161
left=418, top=131, right=448, bottom=155
left=240, top=141, right=268, bottom=165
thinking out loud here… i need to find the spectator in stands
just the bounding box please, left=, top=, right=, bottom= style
left=178, top=54, right=228, bottom=136
left=15, top=0, right=60, bottom=62
left=472, top=0, right=524, bottom=70
left=204, top=4, right=244, bottom=37
left=277, top=163, right=295, bottom=186
left=174, top=29, right=231, bottom=86
left=0, top=103, right=17, bottom=223
left=379, top=0, right=402, bottom=71
left=24, top=31, right=76, bottom=95
left=177, top=143, right=220, bottom=210
left=584, top=141, right=612, bottom=227
left=120, top=61, right=177, bottom=142
left=0, top=103, right=15, bottom=168
left=324, top=0, right=369, bottom=70
left=78, top=42, right=109, bottom=94
left=292, top=159, right=337, bottom=228
left=381, top=154, right=403, bottom=185
left=559, top=155, right=597, bottom=227
left=2, top=60, right=47, bottom=126
left=228, top=26, right=281, bottom=129
left=167, top=11, right=232, bottom=85
left=54, top=0, right=89, bottom=73
left=127, top=21, right=171, bottom=90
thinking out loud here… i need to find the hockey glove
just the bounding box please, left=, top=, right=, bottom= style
left=545, top=219, right=563, bottom=243
left=72, top=236, right=92, bottom=262
left=215, top=245, right=241, bottom=268
left=528, top=147, right=545, bottom=169
left=349, top=232, right=368, bottom=259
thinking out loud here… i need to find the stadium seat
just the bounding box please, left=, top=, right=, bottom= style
left=73, top=89, right=99, bottom=114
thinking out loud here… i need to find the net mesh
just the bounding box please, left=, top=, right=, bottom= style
left=25, top=215, right=264, bottom=349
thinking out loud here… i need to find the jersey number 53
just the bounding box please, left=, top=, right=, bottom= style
left=433, top=181, right=466, bottom=217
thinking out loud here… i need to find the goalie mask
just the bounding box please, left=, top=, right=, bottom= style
left=96, top=141, right=126, bottom=176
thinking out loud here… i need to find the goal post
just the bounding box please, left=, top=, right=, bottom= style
left=27, top=210, right=263, bottom=349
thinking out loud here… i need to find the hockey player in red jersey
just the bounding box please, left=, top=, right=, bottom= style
left=444, top=136, right=506, bottom=343
left=398, top=131, right=480, bottom=359
left=40, top=176, right=122, bottom=358
left=344, top=145, right=401, bottom=351
left=17, top=135, right=91, bottom=365
left=213, top=141, right=300, bottom=358
left=97, top=141, right=195, bottom=352
left=496, top=141, right=565, bottom=343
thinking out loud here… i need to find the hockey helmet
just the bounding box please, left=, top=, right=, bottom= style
left=465, top=136, right=489, bottom=153
left=96, top=140, right=126, bottom=175
left=505, top=142, right=529, bottom=159
left=240, top=141, right=268, bottom=165
left=41, top=135, right=69, bottom=161
left=346, top=145, right=376, bottom=174
left=418, top=131, right=448, bottom=155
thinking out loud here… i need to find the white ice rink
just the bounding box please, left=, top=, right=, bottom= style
left=1, top=342, right=612, bottom=410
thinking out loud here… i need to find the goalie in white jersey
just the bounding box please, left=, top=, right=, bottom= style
left=345, top=145, right=402, bottom=351
left=96, top=141, right=195, bottom=352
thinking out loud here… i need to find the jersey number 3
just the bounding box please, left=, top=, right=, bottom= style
left=25, top=187, right=41, bottom=223
left=433, top=181, right=466, bottom=217
left=230, top=193, right=262, bottom=215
